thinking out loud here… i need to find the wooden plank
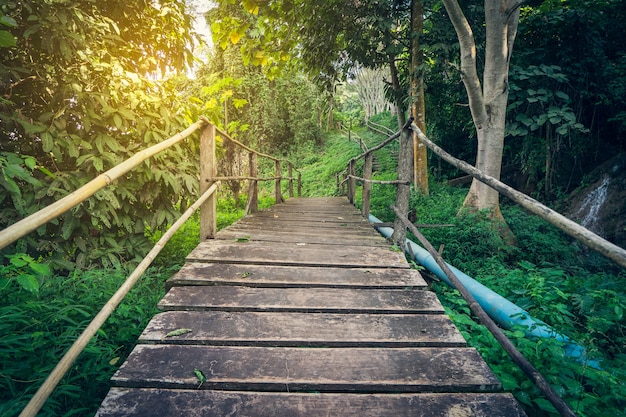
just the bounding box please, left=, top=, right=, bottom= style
left=97, top=389, right=528, bottom=417
left=140, top=311, right=466, bottom=347
left=216, top=229, right=388, bottom=246
left=158, top=286, right=444, bottom=314
left=166, top=263, right=427, bottom=289
left=231, top=215, right=378, bottom=230
left=245, top=212, right=368, bottom=224
left=186, top=240, right=408, bottom=268
left=111, top=345, right=502, bottom=392
left=224, top=222, right=382, bottom=237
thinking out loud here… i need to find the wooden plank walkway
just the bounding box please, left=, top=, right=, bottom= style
left=96, top=197, right=527, bottom=416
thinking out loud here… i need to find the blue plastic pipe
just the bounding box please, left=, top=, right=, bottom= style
left=370, top=214, right=600, bottom=369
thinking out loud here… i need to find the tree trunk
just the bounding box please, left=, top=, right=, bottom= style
left=388, top=55, right=413, bottom=246
left=411, top=0, right=429, bottom=195
left=442, top=0, right=520, bottom=223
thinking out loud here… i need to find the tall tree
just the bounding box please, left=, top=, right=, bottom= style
left=441, top=0, right=521, bottom=222
left=411, top=0, right=429, bottom=195
left=354, top=67, right=393, bottom=121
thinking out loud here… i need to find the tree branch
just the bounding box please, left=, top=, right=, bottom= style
left=441, top=0, right=487, bottom=129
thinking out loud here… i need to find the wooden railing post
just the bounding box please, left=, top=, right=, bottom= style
left=298, top=171, right=302, bottom=197
left=288, top=162, right=294, bottom=198
left=275, top=159, right=283, bottom=204
left=362, top=152, right=373, bottom=218
left=245, top=152, right=259, bottom=215
left=200, top=123, right=217, bottom=239
left=347, top=159, right=356, bottom=205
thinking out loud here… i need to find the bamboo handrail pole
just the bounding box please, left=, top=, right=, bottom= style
left=392, top=206, right=577, bottom=417
left=346, top=175, right=410, bottom=185
left=18, top=181, right=221, bottom=417
left=348, top=128, right=402, bottom=166
left=211, top=176, right=283, bottom=182
left=0, top=120, right=206, bottom=251
left=410, top=123, right=626, bottom=270
left=199, top=117, right=300, bottom=174
left=362, top=152, right=373, bottom=218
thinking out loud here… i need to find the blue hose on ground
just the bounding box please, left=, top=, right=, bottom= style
left=369, top=214, right=600, bottom=369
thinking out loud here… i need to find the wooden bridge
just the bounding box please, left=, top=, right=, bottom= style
left=95, top=197, right=526, bottom=416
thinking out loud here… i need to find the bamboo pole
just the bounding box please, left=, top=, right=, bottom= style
left=410, top=122, right=626, bottom=270
left=200, top=123, right=217, bottom=240
left=362, top=153, right=373, bottom=218
left=288, top=163, right=294, bottom=198
left=347, top=175, right=410, bottom=185
left=274, top=160, right=283, bottom=204
left=0, top=121, right=205, bottom=251
left=347, top=159, right=356, bottom=205
left=18, top=182, right=220, bottom=417
left=245, top=152, right=259, bottom=215
left=392, top=206, right=577, bottom=417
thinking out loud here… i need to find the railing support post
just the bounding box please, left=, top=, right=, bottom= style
left=362, top=152, right=373, bottom=218
left=200, top=123, right=217, bottom=239
left=347, top=159, right=356, bottom=205
left=288, top=163, right=294, bottom=198
left=298, top=172, right=302, bottom=197
left=275, top=159, right=283, bottom=204
left=245, top=152, right=259, bottom=215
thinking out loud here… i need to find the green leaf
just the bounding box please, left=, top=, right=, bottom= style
left=1, top=174, right=20, bottom=195
left=17, top=274, right=40, bottom=294
left=0, top=15, right=17, bottom=28
left=24, top=156, right=37, bottom=170
left=164, top=328, right=193, bottom=338
left=62, top=215, right=76, bottom=240
left=92, top=156, right=104, bottom=171
left=193, top=368, right=206, bottom=384
left=113, top=113, right=123, bottom=130
left=0, top=30, right=16, bottom=47
left=533, top=398, right=558, bottom=414
left=41, top=131, right=54, bottom=152
left=29, top=262, right=51, bottom=276
left=555, top=91, right=569, bottom=100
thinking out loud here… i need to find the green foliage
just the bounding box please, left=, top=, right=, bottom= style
left=0, top=0, right=198, bottom=269
left=0, top=253, right=51, bottom=295
left=295, top=133, right=363, bottom=196
left=0, top=265, right=166, bottom=416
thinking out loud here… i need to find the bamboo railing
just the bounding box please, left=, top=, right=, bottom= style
left=4, top=118, right=300, bottom=417
left=338, top=127, right=402, bottom=218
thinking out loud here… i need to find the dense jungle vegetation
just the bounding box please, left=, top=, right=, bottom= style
left=1, top=0, right=625, bottom=416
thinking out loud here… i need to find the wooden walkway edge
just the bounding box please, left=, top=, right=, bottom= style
left=96, top=197, right=527, bottom=416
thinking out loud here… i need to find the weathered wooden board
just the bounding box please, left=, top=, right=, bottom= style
left=229, top=217, right=380, bottom=232
left=223, top=222, right=382, bottom=238
left=166, top=263, right=427, bottom=289
left=158, top=286, right=444, bottom=314
left=270, top=197, right=358, bottom=211
left=216, top=229, right=388, bottom=246
left=111, top=345, right=502, bottom=392
left=140, top=311, right=465, bottom=347
left=186, top=240, right=408, bottom=268
left=97, top=389, right=527, bottom=417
